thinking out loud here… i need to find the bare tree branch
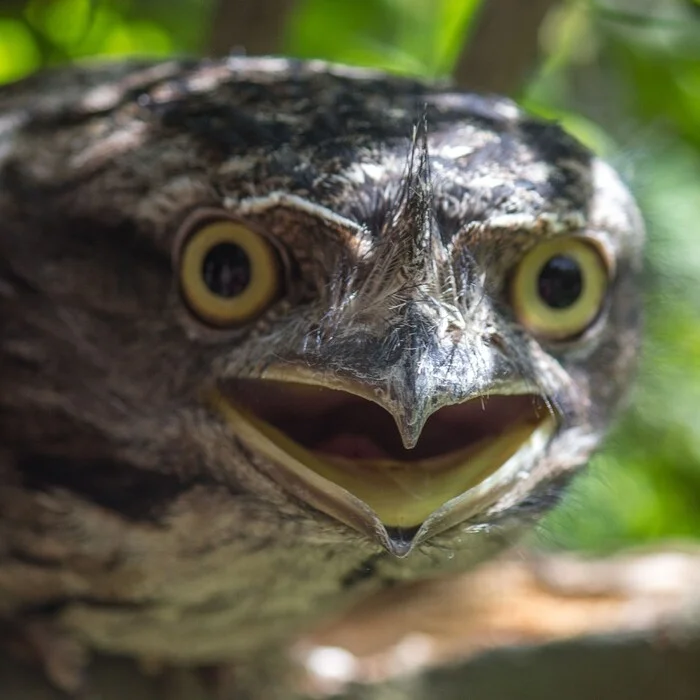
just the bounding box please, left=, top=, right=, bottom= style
left=453, top=0, right=561, bottom=95
left=208, top=0, right=298, bottom=56
left=333, top=631, right=700, bottom=700
left=299, top=545, right=700, bottom=698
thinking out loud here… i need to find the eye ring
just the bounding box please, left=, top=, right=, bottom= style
left=179, top=218, right=281, bottom=327
left=510, top=237, right=610, bottom=341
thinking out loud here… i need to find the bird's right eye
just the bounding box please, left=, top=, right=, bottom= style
left=179, top=219, right=282, bottom=327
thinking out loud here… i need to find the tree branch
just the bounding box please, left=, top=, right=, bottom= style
left=208, top=0, right=298, bottom=56
left=299, top=545, right=700, bottom=698
left=453, top=0, right=561, bottom=95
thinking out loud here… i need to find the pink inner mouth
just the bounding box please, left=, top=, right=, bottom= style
left=225, top=380, right=548, bottom=462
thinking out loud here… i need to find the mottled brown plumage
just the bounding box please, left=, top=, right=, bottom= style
left=0, top=57, right=643, bottom=695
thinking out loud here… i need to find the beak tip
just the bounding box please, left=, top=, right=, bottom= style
left=383, top=526, right=420, bottom=557
left=401, top=434, right=420, bottom=450
left=394, top=414, right=427, bottom=451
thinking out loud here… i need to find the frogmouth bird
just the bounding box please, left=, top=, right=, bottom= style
left=0, top=57, right=643, bottom=693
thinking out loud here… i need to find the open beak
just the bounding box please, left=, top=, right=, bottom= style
left=208, top=376, right=556, bottom=555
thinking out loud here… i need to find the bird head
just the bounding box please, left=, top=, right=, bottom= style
left=0, top=58, right=644, bottom=558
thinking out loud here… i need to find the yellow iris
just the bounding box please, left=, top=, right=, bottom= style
left=180, top=220, right=280, bottom=326
left=511, top=238, right=609, bottom=340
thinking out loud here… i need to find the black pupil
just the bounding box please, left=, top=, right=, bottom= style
left=202, top=243, right=251, bottom=297
left=537, top=255, right=583, bottom=309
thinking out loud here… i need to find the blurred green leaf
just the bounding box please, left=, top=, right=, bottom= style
left=0, top=18, right=41, bottom=81
left=25, top=0, right=92, bottom=47
left=285, top=0, right=481, bottom=77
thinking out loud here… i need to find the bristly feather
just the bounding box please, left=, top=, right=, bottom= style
left=319, top=112, right=467, bottom=343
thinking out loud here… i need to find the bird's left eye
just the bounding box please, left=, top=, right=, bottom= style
left=510, top=237, right=610, bottom=340
left=179, top=220, right=281, bottom=326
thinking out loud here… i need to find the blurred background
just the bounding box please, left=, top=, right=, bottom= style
left=0, top=0, right=698, bottom=554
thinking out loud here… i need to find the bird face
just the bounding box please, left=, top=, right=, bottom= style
left=190, top=146, right=640, bottom=555
left=0, top=58, right=643, bottom=575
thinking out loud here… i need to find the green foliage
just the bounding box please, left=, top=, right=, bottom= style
left=0, top=0, right=211, bottom=81
left=0, top=0, right=698, bottom=553
left=284, top=0, right=480, bottom=77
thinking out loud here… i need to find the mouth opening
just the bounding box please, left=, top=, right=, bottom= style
left=212, top=379, right=554, bottom=533
left=229, top=379, right=548, bottom=463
